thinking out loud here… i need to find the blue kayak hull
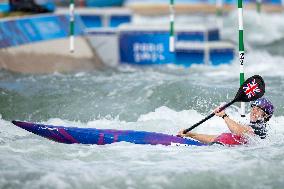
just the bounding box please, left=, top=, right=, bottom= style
left=12, top=121, right=205, bottom=146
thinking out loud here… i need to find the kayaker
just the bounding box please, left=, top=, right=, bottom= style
left=178, top=97, right=274, bottom=145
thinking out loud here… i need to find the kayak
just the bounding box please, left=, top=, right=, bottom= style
left=12, top=121, right=206, bottom=146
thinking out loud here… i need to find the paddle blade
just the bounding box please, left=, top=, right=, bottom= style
left=234, top=75, right=265, bottom=102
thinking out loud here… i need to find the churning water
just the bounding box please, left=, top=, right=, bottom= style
left=1, top=11, right=284, bottom=189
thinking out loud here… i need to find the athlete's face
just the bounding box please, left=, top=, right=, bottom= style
left=250, top=106, right=266, bottom=122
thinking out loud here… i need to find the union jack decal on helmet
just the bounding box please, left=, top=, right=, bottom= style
left=243, top=79, right=261, bottom=99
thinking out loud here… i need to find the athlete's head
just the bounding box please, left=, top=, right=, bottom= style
left=250, top=97, right=274, bottom=123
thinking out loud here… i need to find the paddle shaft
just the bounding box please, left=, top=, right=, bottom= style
left=183, top=100, right=236, bottom=134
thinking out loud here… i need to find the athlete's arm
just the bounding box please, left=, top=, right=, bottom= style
left=215, top=108, right=254, bottom=136
left=223, top=116, right=253, bottom=135
left=177, top=130, right=218, bottom=144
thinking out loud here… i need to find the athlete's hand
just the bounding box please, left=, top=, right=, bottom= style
left=177, top=129, right=187, bottom=137
left=214, top=107, right=226, bottom=117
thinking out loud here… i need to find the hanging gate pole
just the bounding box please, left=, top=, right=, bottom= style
left=256, top=0, right=262, bottom=13
left=238, top=0, right=245, bottom=117
left=169, top=0, right=175, bottom=53
left=69, top=0, right=75, bottom=53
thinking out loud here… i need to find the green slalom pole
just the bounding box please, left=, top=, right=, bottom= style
left=69, top=0, right=75, bottom=53
left=238, top=0, right=245, bottom=117
left=256, top=0, right=262, bottom=13
left=169, top=0, right=175, bottom=52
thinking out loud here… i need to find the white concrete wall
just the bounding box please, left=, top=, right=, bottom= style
left=0, top=37, right=104, bottom=73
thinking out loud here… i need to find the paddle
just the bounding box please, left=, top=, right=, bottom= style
left=182, top=75, right=265, bottom=134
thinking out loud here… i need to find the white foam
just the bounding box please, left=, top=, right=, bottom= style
left=222, top=10, right=284, bottom=45
left=186, top=50, right=284, bottom=79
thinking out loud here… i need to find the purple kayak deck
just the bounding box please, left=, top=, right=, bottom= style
left=12, top=120, right=205, bottom=146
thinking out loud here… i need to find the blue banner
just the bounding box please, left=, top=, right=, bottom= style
left=0, top=14, right=85, bottom=48
left=119, top=31, right=175, bottom=65
left=177, top=32, right=205, bottom=41
left=80, top=15, right=103, bottom=28
left=110, top=15, right=131, bottom=28
left=0, top=2, right=9, bottom=13
left=176, top=45, right=234, bottom=66
left=30, top=16, right=66, bottom=40
left=0, top=20, right=30, bottom=47
left=85, top=0, right=124, bottom=7
left=210, top=48, right=234, bottom=65
left=176, top=49, right=205, bottom=66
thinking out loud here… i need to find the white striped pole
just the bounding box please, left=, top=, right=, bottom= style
left=238, top=0, right=245, bottom=117
left=256, top=0, right=262, bottom=13
left=169, top=0, right=175, bottom=53
left=69, top=0, right=75, bottom=53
